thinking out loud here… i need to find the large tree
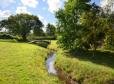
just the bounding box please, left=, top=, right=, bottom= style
left=56, top=0, right=92, bottom=50
left=55, top=0, right=114, bottom=51
left=80, top=3, right=106, bottom=51
left=56, top=0, right=108, bottom=51
left=0, top=14, right=43, bottom=41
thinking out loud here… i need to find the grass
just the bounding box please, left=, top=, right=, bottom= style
left=1, top=39, right=114, bottom=84
left=49, top=40, right=114, bottom=84
left=0, top=40, right=61, bottom=84
left=48, top=40, right=58, bottom=51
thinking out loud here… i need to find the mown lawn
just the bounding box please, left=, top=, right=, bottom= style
left=0, top=40, right=61, bottom=84
left=49, top=41, right=114, bottom=84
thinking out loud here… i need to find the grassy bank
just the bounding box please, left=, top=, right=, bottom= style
left=0, top=40, right=60, bottom=84
left=49, top=41, right=114, bottom=84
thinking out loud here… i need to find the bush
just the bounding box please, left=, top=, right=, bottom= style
left=30, top=40, right=50, bottom=48
left=36, top=41, right=49, bottom=48
left=0, top=34, right=15, bottom=39
left=104, top=34, right=114, bottom=50
left=28, top=35, right=57, bottom=40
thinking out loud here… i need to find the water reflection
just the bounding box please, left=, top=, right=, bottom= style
left=46, top=53, right=57, bottom=75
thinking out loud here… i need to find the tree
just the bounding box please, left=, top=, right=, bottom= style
left=103, top=13, right=114, bottom=50
left=46, top=23, right=56, bottom=36
left=56, top=0, right=92, bottom=50
left=80, top=3, right=106, bottom=51
left=55, top=0, right=114, bottom=52
left=56, top=0, right=109, bottom=51
left=0, top=14, right=43, bottom=41
left=33, top=27, right=45, bottom=36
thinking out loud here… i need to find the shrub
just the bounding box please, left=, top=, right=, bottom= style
left=0, top=34, right=15, bottom=39
left=104, top=34, right=114, bottom=50
left=30, top=40, right=50, bottom=48
left=28, top=35, right=57, bottom=40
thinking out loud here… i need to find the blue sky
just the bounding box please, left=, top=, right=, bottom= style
left=0, top=0, right=101, bottom=26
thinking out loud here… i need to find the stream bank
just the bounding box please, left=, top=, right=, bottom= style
left=46, top=52, right=79, bottom=84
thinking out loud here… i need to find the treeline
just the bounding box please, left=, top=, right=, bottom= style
left=56, top=0, right=114, bottom=50
left=0, top=14, right=56, bottom=41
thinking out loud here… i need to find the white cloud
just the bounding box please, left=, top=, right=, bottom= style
left=16, top=6, right=31, bottom=14
left=52, top=22, right=56, bottom=26
left=47, top=0, right=63, bottom=13
left=43, top=20, right=48, bottom=26
left=43, top=20, right=48, bottom=32
left=38, top=14, right=44, bottom=20
left=0, top=0, right=15, bottom=8
left=0, top=27, right=8, bottom=32
left=100, top=0, right=114, bottom=11
left=0, top=10, right=12, bottom=20
left=100, top=0, right=108, bottom=7
left=21, top=0, right=38, bottom=8
left=38, top=14, right=48, bottom=31
left=38, top=14, right=48, bottom=25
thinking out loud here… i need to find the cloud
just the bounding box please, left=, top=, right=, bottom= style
left=16, top=6, right=31, bottom=14
left=21, top=0, right=38, bottom=8
left=38, top=14, right=48, bottom=25
left=38, top=14, right=48, bottom=31
left=0, top=10, right=12, bottom=20
left=47, top=0, right=63, bottom=13
left=100, top=0, right=108, bottom=7
left=0, top=0, right=15, bottom=8
left=38, top=14, right=44, bottom=20
left=100, top=0, right=114, bottom=11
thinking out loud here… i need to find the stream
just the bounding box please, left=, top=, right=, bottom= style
left=46, top=53, right=57, bottom=75
left=46, top=52, right=78, bottom=84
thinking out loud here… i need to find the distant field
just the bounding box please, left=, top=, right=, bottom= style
left=49, top=41, right=114, bottom=84
left=0, top=40, right=60, bottom=84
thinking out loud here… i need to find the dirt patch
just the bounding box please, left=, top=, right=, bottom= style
left=56, top=67, right=79, bottom=84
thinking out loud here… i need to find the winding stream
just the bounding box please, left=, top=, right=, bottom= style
left=46, top=53, right=57, bottom=75
left=46, top=52, right=78, bottom=84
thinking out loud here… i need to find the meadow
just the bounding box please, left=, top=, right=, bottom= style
left=0, top=40, right=61, bottom=84
left=0, top=40, right=114, bottom=84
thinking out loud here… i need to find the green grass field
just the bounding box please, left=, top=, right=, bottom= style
left=0, top=40, right=60, bottom=84
left=49, top=41, right=114, bottom=84
left=1, top=40, right=114, bottom=84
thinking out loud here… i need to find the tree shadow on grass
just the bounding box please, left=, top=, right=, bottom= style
left=67, top=49, right=114, bottom=69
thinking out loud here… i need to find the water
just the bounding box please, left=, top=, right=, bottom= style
left=46, top=53, right=78, bottom=84
left=46, top=53, right=57, bottom=75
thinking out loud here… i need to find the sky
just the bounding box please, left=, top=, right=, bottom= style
left=0, top=0, right=106, bottom=27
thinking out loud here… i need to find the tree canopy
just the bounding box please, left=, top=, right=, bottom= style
left=0, top=14, right=44, bottom=41
left=56, top=0, right=114, bottom=51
